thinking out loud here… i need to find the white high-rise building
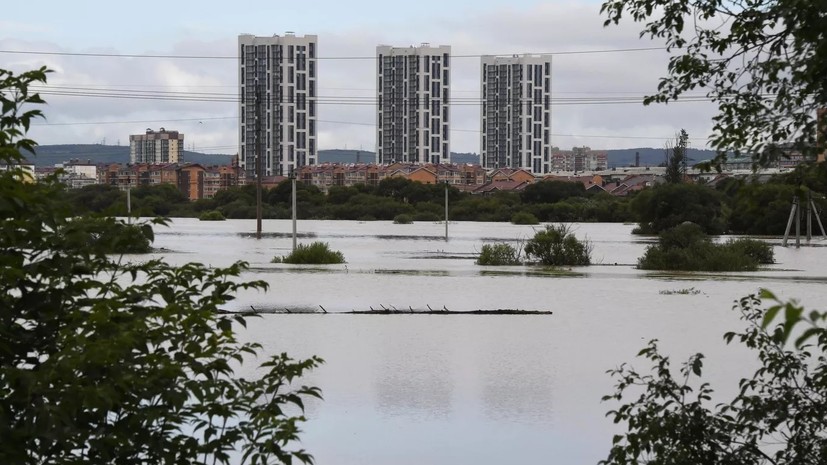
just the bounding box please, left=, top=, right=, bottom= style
left=238, top=33, right=317, bottom=177
left=480, top=55, right=552, bottom=174
left=129, top=128, right=183, bottom=164
left=376, top=44, right=450, bottom=165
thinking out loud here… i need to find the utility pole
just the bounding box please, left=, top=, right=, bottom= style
left=255, top=89, right=263, bottom=240
left=291, top=170, right=297, bottom=251
left=127, top=186, right=131, bottom=224
left=444, top=182, right=449, bottom=241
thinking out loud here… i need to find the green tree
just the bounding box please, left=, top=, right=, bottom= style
left=1, top=68, right=322, bottom=464
left=520, top=180, right=587, bottom=204
left=602, top=291, right=827, bottom=465
left=631, top=183, right=726, bottom=234
left=601, top=0, right=827, bottom=165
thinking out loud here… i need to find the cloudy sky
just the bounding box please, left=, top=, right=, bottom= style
left=2, top=0, right=718, bottom=155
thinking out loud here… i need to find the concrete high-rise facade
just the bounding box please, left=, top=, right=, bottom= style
left=129, top=128, right=183, bottom=164
left=238, top=33, right=317, bottom=177
left=480, top=55, right=552, bottom=174
left=376, top=44, right=450, bottom=165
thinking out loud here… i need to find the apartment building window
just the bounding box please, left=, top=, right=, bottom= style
left=289, top=107, right=294, bottom=123
left=309, top=100, right=316, bottom=117
left=309, top=60, right=315, bottom=78
left=298, top=113, right=306, bottom=130
left=545, top=62, right=550, bottom=75
left=309, top=119, right=315, bottom=134
left=310, top=139, right=315, bottom=154
left=288, top=45, right=294, bottom=63
left=289, top=126, right=294, bottom=142
left=443, top=53, right=449, bottom=67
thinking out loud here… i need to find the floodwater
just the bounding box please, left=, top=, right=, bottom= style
left=149, top=219, right=827, bottom=464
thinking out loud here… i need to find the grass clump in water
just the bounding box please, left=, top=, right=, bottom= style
left=524, top=224, right=591, bottom=266
left=476, top=243, right=522, bottom=266
left=638, top=223, right=774, bottom=272
left=273, top=241, right=346, bottom=264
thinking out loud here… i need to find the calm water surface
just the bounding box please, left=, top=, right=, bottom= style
left=149, top=219, right=827, bottom=464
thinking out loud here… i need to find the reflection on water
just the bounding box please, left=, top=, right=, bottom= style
left=147, top=219, right=827, bottom=465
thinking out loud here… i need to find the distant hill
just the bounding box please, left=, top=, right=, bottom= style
left=606, top=148, right=718, bottom=168
left=25, top=144, right=719, bottom=169
left=23, top=144, right=233, bottom=166
left=318, top=149, right=480, bottom=164
left=318, top=149, right=376, bottom=164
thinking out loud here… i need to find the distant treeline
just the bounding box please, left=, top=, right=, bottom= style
left=63, top=163, right=827, bottom=235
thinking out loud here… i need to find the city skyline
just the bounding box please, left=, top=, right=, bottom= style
left=3, top=0, right=719, bottom=157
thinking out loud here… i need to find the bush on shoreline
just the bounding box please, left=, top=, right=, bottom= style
left=274, top=241, right=346, bottom=264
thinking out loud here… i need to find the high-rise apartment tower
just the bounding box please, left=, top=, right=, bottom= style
left=129, top=128, right=183, bottom=164
left=238, top=33, right=317, bottom=177
left=376, top=44, right=450, bottom=165
left=480, top=55, right=552, bottom=174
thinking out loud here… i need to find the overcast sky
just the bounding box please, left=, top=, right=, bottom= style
left=2, top=0, right=718, bottom=155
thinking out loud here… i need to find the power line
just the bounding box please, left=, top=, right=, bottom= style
left=29, top=87, right=724, bottom=106
left=33, top=116, right=236, bottom=126
left=0, top=46, right=666, bottom=60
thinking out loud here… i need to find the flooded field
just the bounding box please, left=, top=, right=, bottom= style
left=147, top=219, right=827, bottom=464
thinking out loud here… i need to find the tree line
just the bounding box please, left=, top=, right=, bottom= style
left=64, top=163, right=827, bottom=235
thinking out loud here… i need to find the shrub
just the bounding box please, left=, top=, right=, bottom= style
left=276, top=241, right=346, bottom=264
left=393, top=213, right=413, bottom=224
left=726, top=238, right=775, bottom=264
left=511, top=211, right=539, bottom=225
left=524, top=224, right=591, bottom=266
left=631, top=183, right=726, bottom=235
left=477, top=243, right=522, bottom=266
left=638, top=223, right=773, bottom=271
left=198, top=210, right=226, bottom=221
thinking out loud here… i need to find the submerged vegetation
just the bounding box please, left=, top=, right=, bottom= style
left=510, top=211, right=539, bottom=225
left=393, top=213, right=413, bottom=224
left=638, top=223, right=774, bottom=272
left=198, top=209, right=226, bottom=221
left=476, top=243, right=522, bottom=266
left=524, top=224, right=591, bottom=266
left=274, top=241, right=346, bottom=264
left=659, top=287, right=702, bottom=295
